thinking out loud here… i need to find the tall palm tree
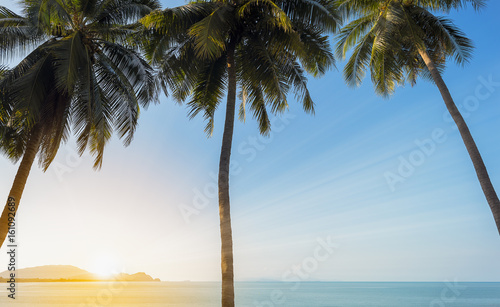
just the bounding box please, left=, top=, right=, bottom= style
left=335, top=0, right=500, bottom=234
left=140, top=1, right=340, bottom=305
left=0, top=0, right=159, bottom=248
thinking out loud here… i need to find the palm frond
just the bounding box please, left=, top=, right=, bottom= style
left=281, top=57, right=315, bottom=114
left=100, top=40, right=159, bottom=107
left=343, top=30, right=374, bottom=87
left=336, top=0, right=474, bottom=97
left=245, top=83, right=271, bottom=135
left=94, top=51, right=139, bottom=147
left=413, top=7, right=473, bottom=65
left=335, top=13, right=375, bottom=59
left=239, top=0, right=294, bottom=33
left=294, top=23, right=335, bottom=76
left=278, top=0, right=341, bottom=33
left=187, top=55, right=227, bottom=136
left=3, top=47, right=56, bottom=126
left=93, top=0, right=160, bottom=26
left=51, top=32, right=91, bottom=95
left=188, top=5, right=233, bottom=60
left=24, top=0, right=73, bottom=32
left=238, top=34, right=289, bottom=115
left=38, top=90, right=71, bottom=170
left=0, top=6, right=45, bottom=60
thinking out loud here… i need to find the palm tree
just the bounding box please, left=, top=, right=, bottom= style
left=140, top=1, right=340, bottom=305
left=0, top=0, right=159, bottom=248
left=335, top=0, right=500, bottom=234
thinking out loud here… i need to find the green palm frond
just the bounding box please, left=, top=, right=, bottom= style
left=239, top=0, right=294, bottom=33
left=388, top=1, right=426, bottom=50
left=51, top=32, right=91, bottom=95
left=335, top=13, right=375, bottom=59
left=370, top=45, right=405, bottom=96
left=87, top=91, right=112, bottom=169
left=294, top=23, right=335, bottom=76
left=72, top=66, right=113, bottom=163
left=0, top=113, right=31, bottom=163
left=278, top=0, right=340, bottom=32
left=38, top=91, right=72, bottom=170
left=245, top=83, right=271, bottom=135
left=4, top=48, right=55, bottom=126
left=412, top=7, right=473, bottom=65
left=141, top=0, right=338, bottom=137
left=140, top=2, right=215, bottom=35
left=335, top=0, right=380, bottom=17
left=24, top=0, right=73, bottom=32
left=152, top=41, right=191, bottom=96
left=188, top=5, right=233, bottom=60
left=93, top=0, right=160, bottom=26
left=239, top=34, right=290, bottom=115
left=77, top=0, right=99, bottom=16
left=0, top=0, right=158, bottom=170
left=0, top=66, right=30, bottom=163
left=100, top=41, right=159, bottom=106
left=281, top=57, right=315, bottom=114
left=425, top=0, right=486, bottom=11
left=159, top=43, right=203, bottom=102
left=0, top=6, right=44, bottom=60
left=336, top=0, right=476, bottom=96
left=343, top=29, right=374, bottom=88
left=238, top=88, right=247, bottom=122
left=94, top=51, right=139, bottom=147
left=187, top=55, right=227, bottom=136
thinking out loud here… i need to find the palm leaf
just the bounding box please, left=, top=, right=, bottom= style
left=188, top=5, right=233, bottom=60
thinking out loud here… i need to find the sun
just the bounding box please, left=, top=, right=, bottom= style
left=89, top=252, right=121, bottom=278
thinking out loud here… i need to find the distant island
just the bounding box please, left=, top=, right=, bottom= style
left=0, top=265, right=161, bottom=283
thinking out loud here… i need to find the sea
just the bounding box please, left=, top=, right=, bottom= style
left=0, top=282, right=499, bottom=306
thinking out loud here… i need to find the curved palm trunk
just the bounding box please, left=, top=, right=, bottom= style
left=0, top=125, right=43, bottom=248
left=419, top=48, right=500, bottom=235
left=219, top=43, right=236, bottom=307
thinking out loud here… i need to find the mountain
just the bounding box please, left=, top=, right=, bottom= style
left=0, top=265, right=160, bottom=282
left=0, top=265, right=88, bottom=279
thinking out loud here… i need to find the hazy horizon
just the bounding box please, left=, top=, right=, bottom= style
left=0, top=0, right=499, bottom=285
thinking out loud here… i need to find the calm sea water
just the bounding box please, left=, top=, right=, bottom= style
left=0, top=282, right=499, bottom=306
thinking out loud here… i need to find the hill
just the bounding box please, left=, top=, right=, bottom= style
left=0, top=265, right=160, bottom=282
left=0, top=265, right=88, bottom=279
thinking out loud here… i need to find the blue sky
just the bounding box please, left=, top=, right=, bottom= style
left=0, top=0, right=499, bottom=282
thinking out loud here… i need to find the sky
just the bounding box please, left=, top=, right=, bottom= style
left=0, top=0, right=500, bottom=282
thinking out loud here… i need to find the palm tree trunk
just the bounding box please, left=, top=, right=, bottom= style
left=219, top=42, right=236, bottom=307
left=419, top=48, right=500, bottom=235
left=0, top=125, right=43, bottom=248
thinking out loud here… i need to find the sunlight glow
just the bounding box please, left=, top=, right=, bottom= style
left=88, top=252, right=120, bottom=278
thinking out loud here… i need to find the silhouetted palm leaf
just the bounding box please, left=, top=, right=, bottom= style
left=0, top=0, right=159, bottom=248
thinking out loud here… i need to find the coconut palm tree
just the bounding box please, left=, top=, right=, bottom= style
left=335, top=0, right=500, bottom=234
left=140, top=1, right=340, bottom=305
left=0, top=0, right=159, bottom=248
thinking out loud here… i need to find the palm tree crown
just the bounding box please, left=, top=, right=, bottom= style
left=0, top=0, right=159, bottom=169
left=141, top=0, right=339, bottom=134
left=0, top=0, right=159, bottom=249
left=335, top=0, right=484, bottom=95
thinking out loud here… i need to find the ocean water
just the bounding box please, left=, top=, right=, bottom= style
left=0, top=282, right=499, bottom=306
